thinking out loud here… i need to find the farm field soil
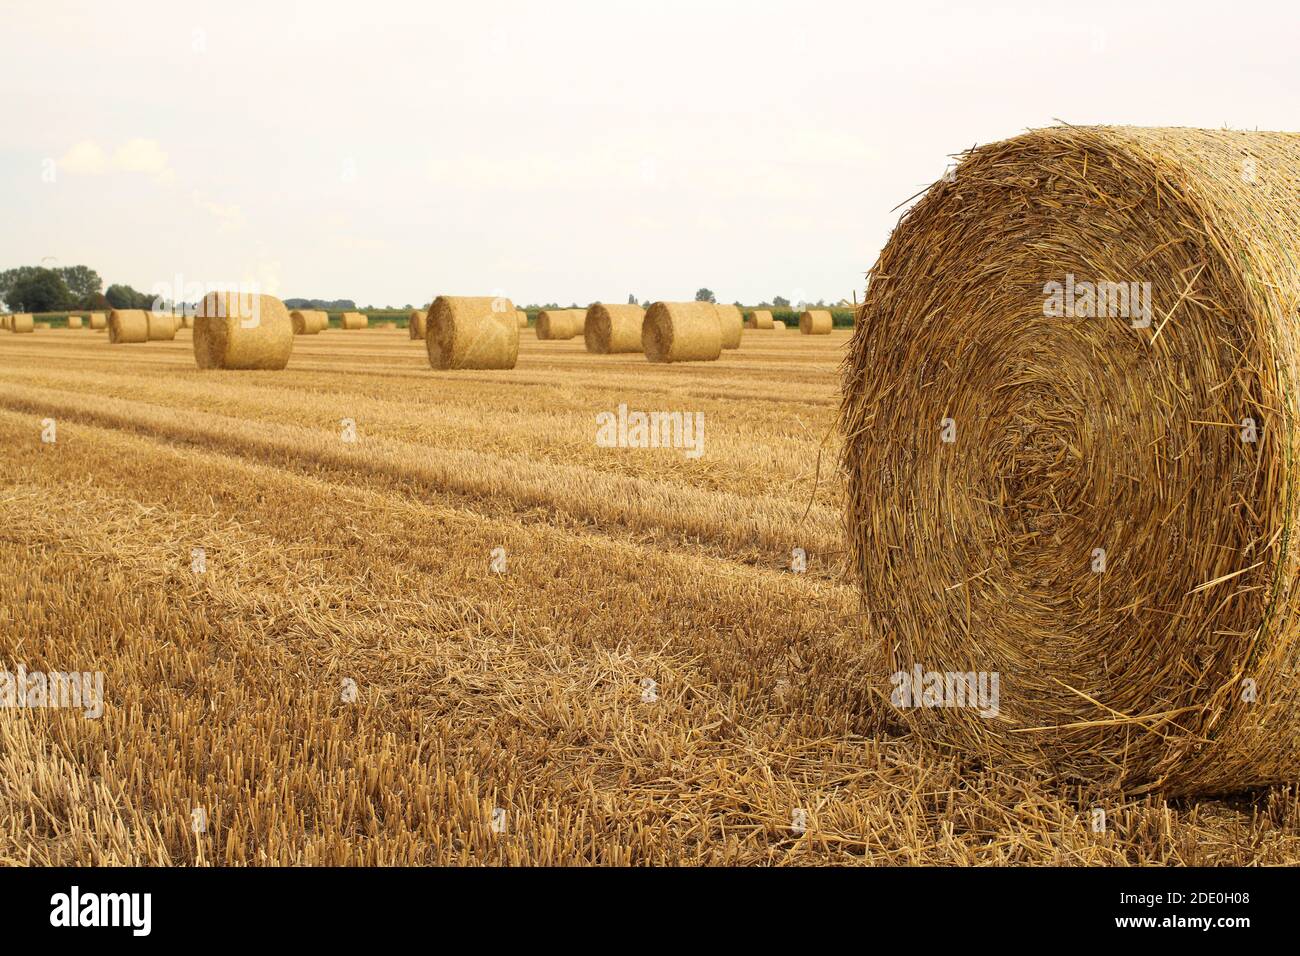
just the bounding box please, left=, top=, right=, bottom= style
left=1, top=328, right=1298, bottom=865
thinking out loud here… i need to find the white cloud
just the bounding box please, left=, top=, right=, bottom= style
left=58, top=140, right=107, bottom=174
left=113, top=138, right=173, bottom=180
left=192, top=191, right=246, bottom=232
left=57, top=138, right=173, bottom=180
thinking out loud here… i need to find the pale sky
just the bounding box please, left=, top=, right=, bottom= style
left=2, top=0, right=1297, bottom=307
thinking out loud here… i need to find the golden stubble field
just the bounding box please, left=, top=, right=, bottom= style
left=2, top=326, right=1298, bottom=865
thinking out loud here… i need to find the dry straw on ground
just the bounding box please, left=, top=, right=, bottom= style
left=800, top=310, right=832, bottom=335
left=87, top=312, right=107, bottom=330
left=642, top=302, right=723, bottom=364
left=408, top=310, right=427, bottom=340
left=747, top=309, right=775, bottom=330
left=425, top=296, right=519, bottom=370
left=291, top=310, right=326, bottom=336
left=108, top=309, right=149, bottom=344
left=842, top=125, right=1300, bottom=797
left=584, top=303, right=645, bottom=354
left=193, top=292, right=294, bottom=370
left=536, top=309, right=584, bottom=341
left=341, top=312, right=368, bottom=330
left=713, top=303, right=744, bottom=349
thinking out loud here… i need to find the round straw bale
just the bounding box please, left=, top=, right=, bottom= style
left=799, top=309, right=832, bottom=334
left=341, top=311, right=368, bottom=330
left=426, top=295, right=519, bottom=370
left=108, top=309, right=149, bottom=343
left=67, top=314, right=83, bottom=329
left=842, top=125, right=1300, bottom=796
left=88, top=312, right=107, bottom=330
left=642, top=302, right=722, bottom=363
left=291, top=309, right=326, bottom=335
left=146, top=311, right=177, bottom=340
left=747, top=309, right=775, bottom=329
left=378, top=320, right=397, bottom=329
left=409, top=310, right=427, bottom=340
left=1, top=316, right=8, bottom=331
left=516, top=310, right=528, bottom=328
left=535, top=309, right=584, bottom=340
left=584, top=303, right=645, bottom=354
left=713, top=304, right=744, bottom=349
left=11, top=313, right=33, bottom=333
left=193, top=292, right=293, bottom=370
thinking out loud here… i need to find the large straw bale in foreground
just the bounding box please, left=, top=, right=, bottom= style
left=799, top=310, right=832, bottom=334
left=842, top=125, right=1300, bottom=796
left=341, top=311, right=368, bottom=330
left=536, top=309, right=584, bottom=340
left=642, top=302, right=722, bottom=363
left=408, top=310, right=427, bottom=340
left=146, top=312, right=177, bottom=340
left=747, top=309, right=774, bottom=329
left=193, top=292, right=293, bottom=370
left=713, top=304, right=744, bottom=349
left=584, top=303, right=645, bottom=354
left=88, top=312, right=107, bottom=330
left=108, top=309, right=149, bottom=343
left=426, top=296, right=519, bottom=370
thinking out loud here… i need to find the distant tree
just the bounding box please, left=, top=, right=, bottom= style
left=695, top=288, right=715, bottom=303
left=772, top=295, right=789, bottom=308
left=815, top=299, right=825, bottom=307
left=404, top=303, right=412, bottom=309
left=0, top=266, right=40, bottom=309
left=6, top=268, right=72, bottom=312
left=84, top=292, right=109, bottom=311
left=627, top=294, right=637, bottom=305
left=105, top=283, right=151, bottom=309
left=56, top=265, right=102, bottom=303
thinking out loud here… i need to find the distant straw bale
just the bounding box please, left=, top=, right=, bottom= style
left=642, top=302, right=722, bottom=363
left=426, top=296, right=519, bottom=370
left=713, top=304, right=744, bottom=349
left=536, top=309, right=584, bottom=340
left=799, top=310, right=832, bottom=335
left=193, top=292, right=294, bottom=370
left=584, top=303, right=644, bottom=354
left=108, top=309, right=149, bottom=343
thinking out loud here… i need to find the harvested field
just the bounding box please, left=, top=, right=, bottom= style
left=3, top=327, right=1298, bottom=865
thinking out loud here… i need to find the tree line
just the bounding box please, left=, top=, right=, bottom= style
left=0, top=264, right=160, bottom=313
